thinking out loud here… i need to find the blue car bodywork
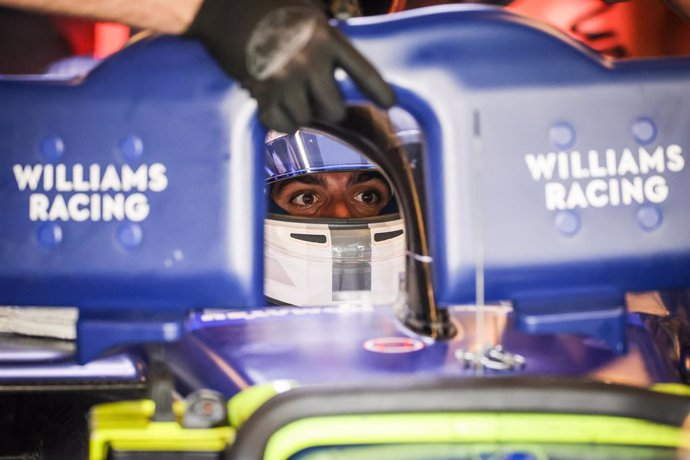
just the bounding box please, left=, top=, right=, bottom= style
left=1, top=4, right=690, bottom=459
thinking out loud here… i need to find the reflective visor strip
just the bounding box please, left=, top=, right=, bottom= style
left=327, top=221, right=405, bottom=299
left=262, top=413, right=690, bottom=460
left=329, top=224, right=372, bottom=297
left=265, top=130, right=373, bottom=184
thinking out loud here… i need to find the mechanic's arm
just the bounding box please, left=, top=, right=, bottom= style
left=0, top=0, right=395, bottom=133
left=0, top=0, right=201, bottom=33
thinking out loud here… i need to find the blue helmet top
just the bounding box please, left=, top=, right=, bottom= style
left=264, top=107, right=422, bottom=184
left=265, top=129, right=375, bottom=184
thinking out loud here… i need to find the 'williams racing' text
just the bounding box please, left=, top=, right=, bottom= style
left=13, top=163, right=169, bottom=222
left=524, top=145, right=685, bottom=210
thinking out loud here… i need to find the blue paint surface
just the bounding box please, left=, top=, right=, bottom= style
left=336, top=7, right=690, bottom=309
left=169, top=305, right=675, bottom=396
left=0, top=5, right=688, bottom=359
left=0, top=38, right=266, bottom=359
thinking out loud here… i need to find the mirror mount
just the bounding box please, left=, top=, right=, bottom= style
left=313, top=110, right=457, bottom=340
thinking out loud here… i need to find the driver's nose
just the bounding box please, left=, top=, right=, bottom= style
left=325, top=199, right=352, bottom=218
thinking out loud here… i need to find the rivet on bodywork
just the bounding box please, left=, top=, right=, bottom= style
left=119, top=135, right=144, bottom=161
left=631, top=117, right=657, bottom=145
left=554, top=210, right=580, bottom=236
left=637, top=204, right=662, bottom=231
left=117, top=222, right=143, bottom=249
left=549, top=122, right=576, bottom=150
left=40, top=136, right=64, bottom=162
left=36, top=223, right=63, bottom=248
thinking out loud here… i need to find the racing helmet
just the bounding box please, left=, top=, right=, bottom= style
left=264, top=107, right=419, bottom=306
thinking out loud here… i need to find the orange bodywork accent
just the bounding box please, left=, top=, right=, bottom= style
left=94, top=22, right=130, bottom=58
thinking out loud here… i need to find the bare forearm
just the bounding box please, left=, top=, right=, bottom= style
left=0, top=0, right=203, bottom=33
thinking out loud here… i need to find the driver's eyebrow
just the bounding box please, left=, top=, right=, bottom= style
left=272, top=175, right=326, bottom=196
left=348, top=171, right=386, bottom=186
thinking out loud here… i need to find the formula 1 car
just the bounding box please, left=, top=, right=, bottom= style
left=2, top=4, right=690, bottom=460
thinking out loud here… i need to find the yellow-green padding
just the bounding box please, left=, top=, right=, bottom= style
left=228, top=380, right=298, bottom=428
left=264, top=413, right=690, bottom=460
left=89, top=400, right=234, bottom=460
left=653, top=383, right=690, bottom=397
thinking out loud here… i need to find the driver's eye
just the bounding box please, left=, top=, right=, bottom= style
left=290, top=192, right=319, bottom=207
left=354, top=190, right=381, bottom=205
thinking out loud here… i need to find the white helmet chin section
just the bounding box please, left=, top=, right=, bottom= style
left=264, top=214, right=405, bottom=306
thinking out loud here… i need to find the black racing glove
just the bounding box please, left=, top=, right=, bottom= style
left=187, top=0, right=396, bottom=133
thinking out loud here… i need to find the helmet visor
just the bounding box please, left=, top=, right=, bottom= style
left=265, top=130, right=374, bottom=184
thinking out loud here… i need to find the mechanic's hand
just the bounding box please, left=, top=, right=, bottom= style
left=187, top=0, right=396, bottom=133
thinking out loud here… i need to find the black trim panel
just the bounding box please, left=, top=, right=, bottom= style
left=374, top=229, right=404, bottom=242
left=289, top=233, right=327, bottom=244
